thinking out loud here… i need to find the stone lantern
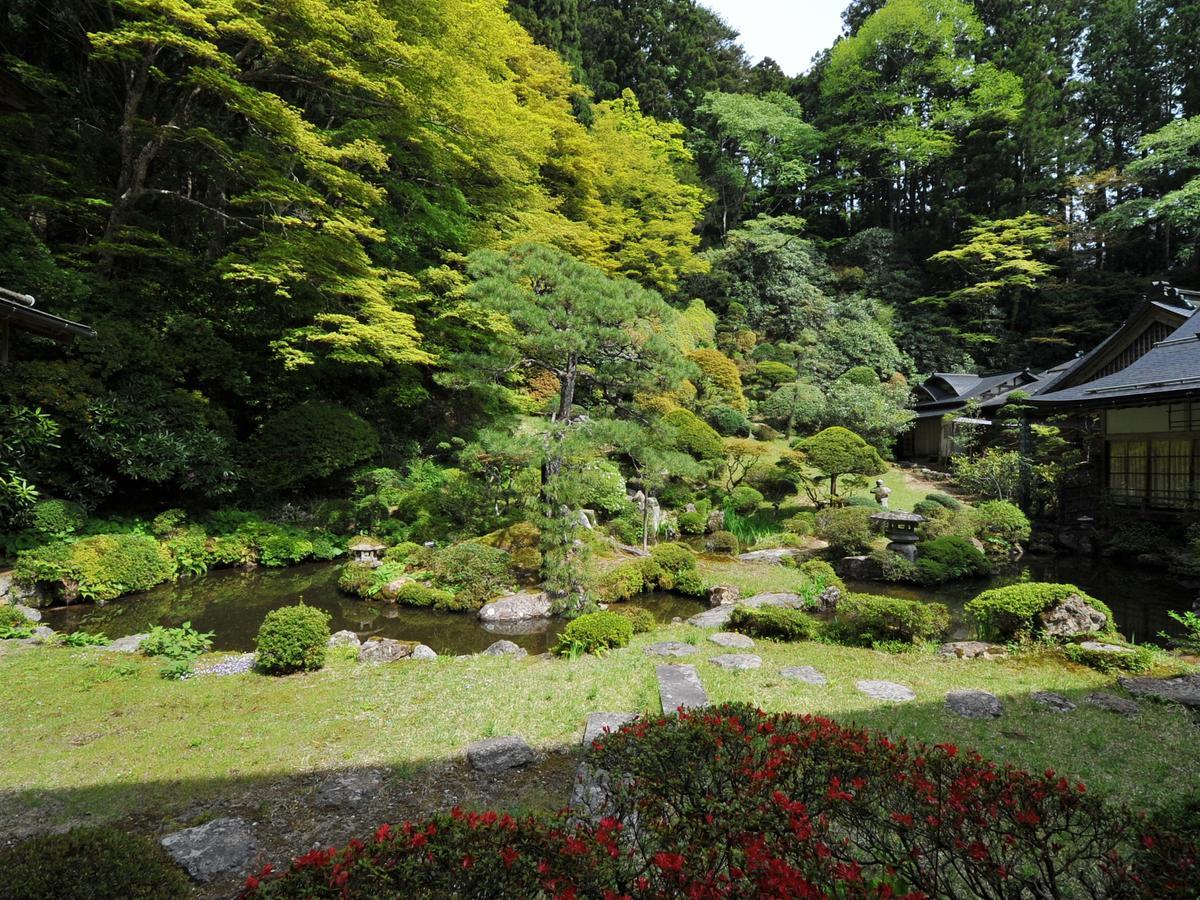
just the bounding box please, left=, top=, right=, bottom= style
left=870, top=511, right=925, bottom=562
left=348, top=537, right=386, bottom=568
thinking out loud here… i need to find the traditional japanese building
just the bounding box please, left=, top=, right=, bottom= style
left=900, top=369, right=1041, bottom=462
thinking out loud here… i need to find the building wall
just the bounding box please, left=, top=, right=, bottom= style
left=1103, top=404, right=1200, bottom=511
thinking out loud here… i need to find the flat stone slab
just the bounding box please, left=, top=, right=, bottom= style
left=1031, top=690, right=1076, bottom=712
left=855, top=680, right=915, bottom=703
left=945, top=689, right=1003, bottom=719
left=481, top=639, right=527, bottom=658
left=709, top=653, right=761, bottom=671
left=315, top=769, right=385, bottom=809
left=1078, top=641, right=1135, bottom=654
left=103, top=633, right=148, bottom=653
left=583, top=712, right=637, bottom=746
left=657, top=664, right=709, bottom=712
left=1119, top=674, right=1200, bottom=709
left=743, top=592, right=805, bottom=609
left=644, top=641, right=698, bottom=657
left=780, top=665, right=827, bottom=686
left=358, top=638, right=416, bottom=663
left=709, top=631, right=754, bottom=649
left=12, top=604, right=40, bottom=623
left=161, top=817, right=256, bottom=883
left=478, top=591, right=552, bottom=623
left=466, top=735, right=536, bottom=774
left=736, top=548, right=798, bottom=564
left=482, top=619, right=553, bottom=636
left=938, top=641, right=1004, bottom=660
left=1085, top=692, right=1140, bottom=716
left=687, top=607, right=733, bottom=628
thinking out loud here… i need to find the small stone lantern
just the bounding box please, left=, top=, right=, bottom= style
left=870, top=511, right=925, bottom=562
left=348, top=536, right=386, bottom=568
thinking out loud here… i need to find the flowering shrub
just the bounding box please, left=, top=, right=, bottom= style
left=245, top=705, right=1199, bottom=899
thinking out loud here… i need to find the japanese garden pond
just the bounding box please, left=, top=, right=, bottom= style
left=40, top=563, right=708, bottom=655
left=39, top=555, right=1194, bottom=654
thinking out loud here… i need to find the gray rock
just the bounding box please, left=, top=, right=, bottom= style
left=709, top=631, right=754, bottom=649
left=582, top=712, right=637, bottom=746
left=705, top=509, right=726, bottom=533
left=1031, top=690, right=1076, bottom=712
left=657, top=664, right=709, bottom=712
left=327, top=630, right=361, bottom=648
left=743, top=592, right=806, bottom=610
left=357, top=638, right=416, bottom=663
left=482, top=619, right=554, bottom=636
left=12, top=604, right=40, bottom=623
left=161, top=817, right=257, bottom=883
left=478, top=591, right=552, bottom=623
left=945, top=689, right=1003, bottom=719
left=1077, top=640, right=1134, bottom=654
left=644, top=641, right=698, bottom=657
left=709, top=653, right=761, bottom=671
left=813, top=585, right=841, bottom=614
left=103, top=632, right=148, bottom=653
left=938, top=641, right=1005, bottom=660
left=376, top=577, right=413, bottom=602
left=780, top=665, right=827, bottom=686
left=1041, top=596, right=1107, bottom=638
left=481, top=639, right=528, bottom=658
left=687, top=606, right=734, bottom=628
left=1085, top=692, right=1140, bottom=716
left=736, top=548, right=797, bottom=564
left=855, top=680, right=916, bottom=703
left=1119, top=674, right=1200, bottom=709
left=28, top=625, right=55, bottom=644
left=836, top=555, right=886, bottom=580
left=708, top=584, right=740, bottom=607
left=467, top=735, right=536, bottom=774
left=315, top=769, right=385, bottom=808
left=410, top=644, right=437, bottom=660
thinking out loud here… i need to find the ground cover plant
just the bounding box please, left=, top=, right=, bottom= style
left=242, top=705, right=1200, bottom=898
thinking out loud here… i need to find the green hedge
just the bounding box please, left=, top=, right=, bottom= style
left=965, top=582, right=1113, bottom=642
left=392, top=581, right=460, bottom=610
left=826, top=594, right=950, bottom=647
left=0, top=826, right=189, bottom=899
left=728, top=605, right=820, bottom=641
left=607, top=604, right=656, bottom=634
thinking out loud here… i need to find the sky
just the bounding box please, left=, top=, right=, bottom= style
left=700, top=0, right=846, bottom=76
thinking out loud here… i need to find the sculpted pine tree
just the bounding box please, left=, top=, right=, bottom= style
left=467, top=243, right=687, bottom=607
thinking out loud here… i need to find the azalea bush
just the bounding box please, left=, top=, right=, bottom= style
left=243, top=705, right=1199, bottom=899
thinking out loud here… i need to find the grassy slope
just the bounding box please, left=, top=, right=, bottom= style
left=1, top=627, right=1195, bottom=837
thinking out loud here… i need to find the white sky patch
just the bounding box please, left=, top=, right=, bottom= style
left=700, top=0, right=846, bottom=76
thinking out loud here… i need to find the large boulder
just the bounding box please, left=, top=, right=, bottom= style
left=160, top=817, right=256, bottom=883
left=1040, top=595, right=1107, bottom=638
left=481, top=639, right=527, bottom=658
left=103, top=633, right=149, bottom=653
left=705, top=509, right=725, bottom=534
left=812, top=585, right=841, bottom=614
left=708, top=584, right=740, bottom=607
left=478, top=591, right=552, bottom=623
left=375, top=577, right=413, bottom=602
left=327, top=630, right=361, bottom=648
left=1119, top=674, right=1200, bottom=709
left=467, top=735, right=536, bottom=774
left=357, top=638, right=417, bottom=663
left=835, top=555, right=886, bottom=581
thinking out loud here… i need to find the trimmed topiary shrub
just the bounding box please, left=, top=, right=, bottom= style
left=663, top=407, right=725, bottom=461
left=914, top=535, right=991, bottom=584
left=677, top=510, right=706, bottom=534
left=911, top=499, right=943, bottom=519
left=671, top=568, right=707, bottom=597
left=599, top=561, right=650, bottom=601
left=925, top=491, right=962, bottom=510
left=814, top=506, right=873, bottom=556
left=826, top=594, right=950, bottom=647
left=973, top=499, right=1031, bottom=548
left=555, top=610, right=633, bottom=656
left=429, top=542, right=511, bottom=606
left=726, top=485, right=764, bottom=515
left=0, top=826, right=189, bottom=899
left=797, top=558, right=843, bottom=588
left=706, top=404, right=752, bottom=436
left=728, top=605, right=821, bottom=641
left=965, top=582, right=1113, bottom=643
left=255, top=603, right=331, bottom=674
left=648, top=542, right=697, bottom=586
left=608, top=604, right=656, bottom=634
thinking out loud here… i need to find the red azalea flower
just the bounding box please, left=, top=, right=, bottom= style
left=374, top=822, right=391, bottom=843
left=461, top=854, right=474, bottom=870
left=501, top=846, right=519, bottom=868
left=653, top=851, right=685, bottom=872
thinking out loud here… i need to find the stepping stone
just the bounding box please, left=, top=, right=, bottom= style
left=687, top=607, right=733, bottom=628
left=644, top=641, right=698, bottom=657
left=1078, top=641, right=1135, bottom=655
left=945, top=689, right=1003, bottom=719
left=315, top=769, right=385, bottom=809
left=1085, top=692, right=1140, bottom=717
left=103, top=633, right=148, bottom=653
left=709, top=631, right=754, bottom=649
left=657, top=664, right=708, bottom=712
left=1031, top=690, right=1076, bottom=713
left=709, top=653, right=761, bottom=671
left=736, top=548, right=798, bottom=564
left=481, top=639, right=527, bottom=658
left=161, top=817, right=256, bottom=884
left=466, top=735, right=536, bottom=774
left=938, top=641, right=1004, bottom=660
left=743, top=592, right=805, bottom=609
left=1119, top=674, right=1200, bottom=709
left=855, top=680, right=915, bottom=703
left=358, top=638, right=417, bottom=663
left=583, top=712, right=637, bottom=746
left=781, top=665, right=827, bottom=686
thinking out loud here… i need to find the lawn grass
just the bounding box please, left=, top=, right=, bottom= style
left=0, top=629, right=1195, bottom=839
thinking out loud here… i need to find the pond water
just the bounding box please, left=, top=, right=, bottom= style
left=41, top=564, right=707, bottom=656
left=847, top=554, right=1196, bottom=643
